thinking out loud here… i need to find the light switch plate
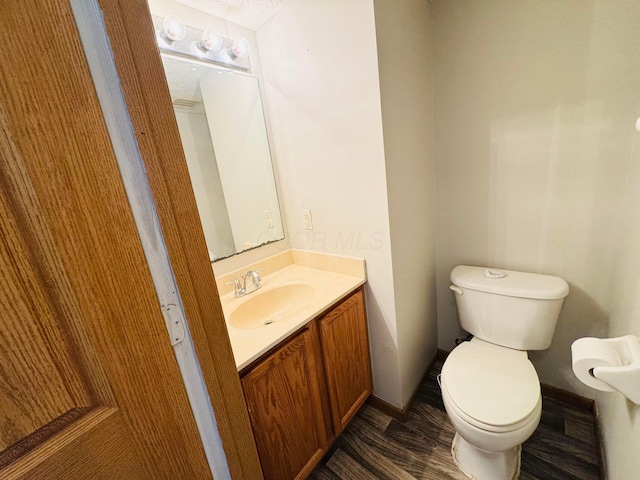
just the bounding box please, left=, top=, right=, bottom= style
left=264, top=210, right=274, bottom=228
left=303, top=209, right=313, bottom=230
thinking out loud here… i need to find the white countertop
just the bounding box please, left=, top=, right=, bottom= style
left=220, top=263, right=365, bottom=371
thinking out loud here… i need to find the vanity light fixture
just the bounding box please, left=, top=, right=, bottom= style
left=153, top=15, right=250, bottom=71
left=159, top=15, right=186, bottom=44
left=229, top=37, right=250, bottom=58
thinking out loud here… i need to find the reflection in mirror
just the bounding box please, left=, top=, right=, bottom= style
left=160, top=54, right=284, bottom=261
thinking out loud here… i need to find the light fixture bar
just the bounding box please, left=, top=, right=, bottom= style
left=152, top=15, right=251, bottom=71
left=160, top=51, right=257, bottom=80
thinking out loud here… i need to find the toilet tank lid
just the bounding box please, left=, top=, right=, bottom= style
left=450, top=265, right=569, bottom=300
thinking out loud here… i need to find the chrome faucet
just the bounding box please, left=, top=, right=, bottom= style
left=225, top=268, right=264, bottom=297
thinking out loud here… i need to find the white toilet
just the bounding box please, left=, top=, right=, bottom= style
left=441, top=265, right=569, bottom=480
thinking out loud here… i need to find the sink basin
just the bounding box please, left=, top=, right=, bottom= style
left=228, top=284, right=315, bottom=329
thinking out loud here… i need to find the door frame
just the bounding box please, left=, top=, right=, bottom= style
left=95, top=1, right=263, bottom=478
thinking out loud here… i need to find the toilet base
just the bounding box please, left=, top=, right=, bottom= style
left=451, top=433, right=521, bottom=480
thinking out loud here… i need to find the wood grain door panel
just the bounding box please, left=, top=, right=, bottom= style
left=319, top=290, right=373, bottom=434
left=1, top=408, right=146, bottom=480
left=0, top=2, right=214, bottom=478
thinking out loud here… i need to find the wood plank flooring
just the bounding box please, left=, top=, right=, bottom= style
left=311, top=359, right=601, bottom=480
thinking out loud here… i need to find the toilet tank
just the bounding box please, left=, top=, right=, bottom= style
left=450, top=266, right=569, bottom=350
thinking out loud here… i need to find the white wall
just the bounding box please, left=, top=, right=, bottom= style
left=257, top=0, right=438, bottom=408
left=599, top=129, right=640, bottom=477
left=432, top=1, right=640, bottom=477
left=256, top=0, right=404, bottom=406
left=374, top=0, right=438, bottom=403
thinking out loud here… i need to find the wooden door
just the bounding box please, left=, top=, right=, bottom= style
left=241, top=325, right=331, bottom=480
left=319, top=289, right=373, bottom=434
left=97, top=0, right=264, bottom=478
left=0, top=2, right=219, bottom=478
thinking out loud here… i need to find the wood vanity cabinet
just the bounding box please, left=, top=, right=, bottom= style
left=240, top=287, right=372, bottom=480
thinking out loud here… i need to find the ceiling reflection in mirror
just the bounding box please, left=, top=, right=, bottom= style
left=160, top=54, right=284, bottom=261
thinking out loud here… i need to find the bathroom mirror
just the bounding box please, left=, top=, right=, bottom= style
left=160, top=53, right=284, bottom=261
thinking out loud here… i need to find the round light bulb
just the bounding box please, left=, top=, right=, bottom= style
left=229, top=37, right=250, bottom=58
left=199, top=29, right=223, bottom=51
left=162, top=15, right=186, bottom=42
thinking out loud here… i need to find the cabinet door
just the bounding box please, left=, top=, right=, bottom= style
left=242, top=326, right=330, bottom=480
left=320, top=289, right=373, bottom=434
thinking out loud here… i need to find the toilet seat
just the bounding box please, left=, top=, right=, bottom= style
left=441, top=340, right=541, bottom=433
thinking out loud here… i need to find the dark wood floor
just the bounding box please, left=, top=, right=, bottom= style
left=311, top=359, right=601, bottom=480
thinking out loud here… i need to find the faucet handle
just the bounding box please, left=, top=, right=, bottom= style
left=225, top=278, right=246, bottom=297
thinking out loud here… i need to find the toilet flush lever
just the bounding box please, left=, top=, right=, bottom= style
left=449, top=285, right=463, bottom=295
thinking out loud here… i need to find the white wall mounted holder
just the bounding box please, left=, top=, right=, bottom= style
left=572, top=335, right=640, bottom=405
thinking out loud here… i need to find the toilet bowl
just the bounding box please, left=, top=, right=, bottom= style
left=440, top=339, right=542, bottom=479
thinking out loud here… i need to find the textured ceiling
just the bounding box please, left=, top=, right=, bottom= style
left=174, top=0, right=294, bottom=30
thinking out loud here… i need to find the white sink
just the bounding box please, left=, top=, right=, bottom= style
left=228, top=284, right=315, bottom=330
